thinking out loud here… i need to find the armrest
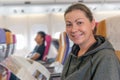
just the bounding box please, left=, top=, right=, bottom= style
left=49, top=73, right=61, bottom=80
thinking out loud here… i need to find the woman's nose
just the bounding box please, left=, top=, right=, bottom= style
left=71, top=25, right=78, bottom=32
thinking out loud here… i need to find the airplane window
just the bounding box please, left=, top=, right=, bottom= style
left=16, top=34, right=26, bottom=50
left=30, top=34, right=36, bottom=50
left=52, top=32, right=61, bottom=39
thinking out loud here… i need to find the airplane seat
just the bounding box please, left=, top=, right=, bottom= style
left=2, top=29, right=18, bottom=80
left=5, top=31, right=13, bottom=58
left=6, top=34, right=17, bottom=80
left=55, top=32, right=66, bottom=63
left=0, top=28, right=7, bottom=62
left=42, top=34, right=52, bottom=61
left=40, top=40, right=58, bottom=65
left=47, top=32, right=71, bottom=80
left=61, top=32, right=70, bottom=65
left=11, top=34, right=16, bottom=55
left=96, top=20, right=107, bottom=37
left=115, top=51, right=120, bottom=60
left=46, top=42, right=58, bottom=64
left=96, top=15, right=120, bottom=60
left=0, top=28, right=11, bottom=80
left=41, top=32, right=70, bottom=73
left=56, top=32, right=70, bottom=64
left=47, top=32, right=70, bottom=74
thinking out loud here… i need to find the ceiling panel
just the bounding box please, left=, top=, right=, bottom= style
left=84, top=0, right=120, bottom=3
left=0, top=0, right=55, bottom=5
left=83, top=0, right=104, bottom=2
left=0, top=0, right=27, bottom=5
left=105, top=0, right=120, bottom=2
left=0, top=0, right=26, bottom=2
left=0, top=0, right=27, bottom=2
left=29, top=0, right=55, bottom=3
left=0, top=0, right=54, bottom=1
left=0, top=0, right=120, bottom=5
left=55, top=0, right=80, bottom=3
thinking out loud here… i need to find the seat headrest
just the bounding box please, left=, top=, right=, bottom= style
left=0, top=28, right=6, bottom=44
left=12, top=34, right=16, bottom=43
left=6, top=32, right=13, bottom=44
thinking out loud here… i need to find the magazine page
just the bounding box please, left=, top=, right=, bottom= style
left=1, top=56, right=36, bottom=80
left=1, top=55, right=51, bottom=80
left=27, top=59, right=51, bottom=80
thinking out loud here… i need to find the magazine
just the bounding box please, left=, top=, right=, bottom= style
left=1, top=55, right=51, bottom=80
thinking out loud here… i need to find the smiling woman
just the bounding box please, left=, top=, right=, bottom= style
left=61, top=3, right=120, bottom=80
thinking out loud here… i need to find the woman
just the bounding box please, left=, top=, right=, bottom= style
left=61, top=3, right=120, bottom=80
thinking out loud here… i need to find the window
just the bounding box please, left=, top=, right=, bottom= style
left=16, top=34, right=26, bottom=50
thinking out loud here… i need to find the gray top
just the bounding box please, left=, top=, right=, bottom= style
left=61, top=36, right=120, bottom=80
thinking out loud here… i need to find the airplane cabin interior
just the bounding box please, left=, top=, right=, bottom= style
left=0, top=0, right=120, bottom=80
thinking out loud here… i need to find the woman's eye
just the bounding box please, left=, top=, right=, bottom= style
left=77, top=22, right=83, bottom=25
left=66, top=23, right=72, bottom=27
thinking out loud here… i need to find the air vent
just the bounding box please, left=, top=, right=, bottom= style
left=24, top=1, right=31, bottom=4
left=78, top=0, right=83, bottom=2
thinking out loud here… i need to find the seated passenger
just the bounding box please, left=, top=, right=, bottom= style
left=61, top=3, right=120, bottom=80
left=28, top=31, right=46, bottom=61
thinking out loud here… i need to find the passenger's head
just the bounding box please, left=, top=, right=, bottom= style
left=35, top=31, right=46, bottom=45
left=64, top=3, right=96, bottom=45
left=3, top=28, right=11, bottom=32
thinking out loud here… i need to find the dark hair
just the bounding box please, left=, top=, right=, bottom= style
left=64, top=3, right=93, bottom=22
left=37, top=31, right=46, bottom=42
left=3, top=28, right=11, bottom=32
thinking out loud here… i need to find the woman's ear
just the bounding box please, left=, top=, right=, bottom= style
left=91, top=19, right=96, bottom=31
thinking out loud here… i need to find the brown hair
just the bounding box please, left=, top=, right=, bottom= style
left=64, top=3, right=93, bottom=22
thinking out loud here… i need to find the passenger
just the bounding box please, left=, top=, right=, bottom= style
left=28, top=31, right=46, bottom=61
left=61, top=3, right=120, bottom=80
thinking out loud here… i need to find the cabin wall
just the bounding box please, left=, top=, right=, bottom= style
left=0, top=11, right=120, bottom=56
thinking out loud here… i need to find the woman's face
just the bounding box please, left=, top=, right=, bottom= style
left=65, top=10, right=95, bottom=46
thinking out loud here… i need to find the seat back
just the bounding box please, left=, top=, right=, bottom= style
left=115, top=51, right=120, bottom=60
left=0, top=29, right=11, bottom=80
left=5, top=32, right=13, bottom=58
left=56, top=32, right=70, bottom=64
left=0, top=28, right=7, bottom=62
left=62, top=32, right=70, bottom=65
left=56, top=32, right=66, bottom=63
left=96, top=20, right=107, bottom=37
left=96, top=16, right=120, bottom=59
left=42, top=35, right=52, bottom=61
left=0, top=28, right=6, bottom=44
left=11, top=34, right=16, bottom=54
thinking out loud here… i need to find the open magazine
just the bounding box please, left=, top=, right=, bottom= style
left=0, top=55, right=51, bottom=80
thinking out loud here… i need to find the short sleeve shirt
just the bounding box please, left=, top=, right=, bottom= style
left=32, top=43, right=45, bottom=61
